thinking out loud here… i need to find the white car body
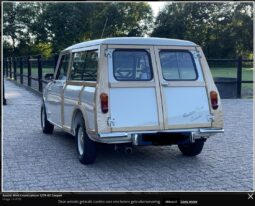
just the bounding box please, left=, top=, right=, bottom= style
left=42, top=37, right=224, bottom=163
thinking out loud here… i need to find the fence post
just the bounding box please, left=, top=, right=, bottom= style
left=13, top=57, right=17, bottom=81
left=27, top=56, right=31, bottom=86
left=54, top=54, right=59, bottom=72
left=20, top=57, right=23, bottom=84
left=5, top=57, right=9, bottom=77
left=3, top=78, right=6, bottom=105
left=3, top=59, right=7, bottom=105
left=37, top=55, right=43, bottom=92
left=9, top=57, right=12, bottom=79
left=3, top=58, right=5, bottom=76
left=237, top=56, right=242, bottom=98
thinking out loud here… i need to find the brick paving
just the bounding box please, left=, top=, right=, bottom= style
left=2, top=80, right=253, bottom=191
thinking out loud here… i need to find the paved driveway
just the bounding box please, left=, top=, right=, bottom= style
left=2, top=80, right=253, bottom=191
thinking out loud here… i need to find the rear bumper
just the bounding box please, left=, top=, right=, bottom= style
left=96, top=128, right=224, bottom=144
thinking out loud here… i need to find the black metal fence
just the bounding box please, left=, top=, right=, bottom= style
left=3, top=54, right=58, bottom=93
left=208, top=57, right=253, bottom=98
left=3, top=55, right=253, bottom=98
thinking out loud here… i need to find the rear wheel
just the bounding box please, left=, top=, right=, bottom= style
left=178, top=140, right=204, bottom=156
left=75, top=115, right=96, bottom=164
left=41, top=104, right=54, bottom=134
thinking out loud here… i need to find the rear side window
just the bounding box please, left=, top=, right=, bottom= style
left=159, top=51, right=197, bottom=80
left=70, top=50, right=98, bottom=81
left=113, top=50, right=153, bottom=81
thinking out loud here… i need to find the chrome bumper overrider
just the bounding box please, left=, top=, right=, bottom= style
left=97, top=128, right=224, bottom=144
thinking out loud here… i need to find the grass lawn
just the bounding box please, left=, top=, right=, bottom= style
left=210, top=67, right=253, bottom=81
left=21, top=67, right=54, bottom=76
left=16, top=65, right=254, bottom=98
left=25, top=66, right=253, bottom=79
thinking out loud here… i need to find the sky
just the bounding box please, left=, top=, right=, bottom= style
left=148, top=2, right=167, bottom=17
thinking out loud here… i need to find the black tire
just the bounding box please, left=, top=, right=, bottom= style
left=178, top=140, right=204, bottom=156
left=75, top=114, right=96, bottom=164
left=41, top=104, right=54, bottom=134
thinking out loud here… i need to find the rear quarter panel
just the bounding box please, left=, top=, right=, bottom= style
left=197, top=46, right=224, bottom=128
left=96, top=44, right=111, bottom=133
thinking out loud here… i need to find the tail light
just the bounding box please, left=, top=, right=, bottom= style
left=100, top=93, right=108, bottom=113
left=210, top=91, right=218, bottom=110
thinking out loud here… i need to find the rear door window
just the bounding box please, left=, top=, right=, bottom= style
left=113, top=50, right=153, bottom=81
left=159, top=51, right=197, bottom=80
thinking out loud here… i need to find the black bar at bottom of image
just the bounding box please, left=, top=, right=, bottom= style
left=1, top=192, right=254, bottom=206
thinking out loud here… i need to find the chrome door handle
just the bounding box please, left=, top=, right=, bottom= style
left=161, top=82, right=169, bottom=87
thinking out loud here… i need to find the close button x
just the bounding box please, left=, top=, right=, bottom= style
left=248, top=193, right=254, bottom=200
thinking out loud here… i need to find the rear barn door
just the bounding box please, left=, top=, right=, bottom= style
left=154, top=47, right=212, bottom=129
left=107, top=46, right=164, bottom=131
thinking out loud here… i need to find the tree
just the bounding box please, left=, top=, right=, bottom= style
left=91, top=3, right=153, bottom=38
left=152, top=2, right=253, bottom=58
left=3, top=2, right=153, bottom=56
left=3, top=2, right=43, bottom=56
left=36, top=3, right=153, bottom=52
left=34, top=3, right=97, bottom=52
left=3, top=2, right=19, bottom=55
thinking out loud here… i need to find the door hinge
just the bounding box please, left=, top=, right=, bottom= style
left=193, top=51, right=202, bottom=59
left=104, top=49, right=112, bottom=57
left=196, top=51, right=202, bottom=58
left=107, top=117, right=115, bottom=127
left=208, top=114, right=215, bottom=122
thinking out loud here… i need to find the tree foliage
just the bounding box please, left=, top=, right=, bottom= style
left=3, top=2, right=153, bottom=57
left=3, top=3, right=42, bottom=56
left=91, top=3, right=153, bottom=38
left=3, top=2, right=253, bottom=59
left=151, top=3, right=253, bottom=58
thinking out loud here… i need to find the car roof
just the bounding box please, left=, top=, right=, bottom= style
left=63, top=37, right=197, bottom=51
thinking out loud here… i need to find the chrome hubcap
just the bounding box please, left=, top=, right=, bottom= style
left=77, top=127, right=84, bottom=155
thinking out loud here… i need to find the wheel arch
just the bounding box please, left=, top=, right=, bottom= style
left=71, top=106, right=89, bottom=136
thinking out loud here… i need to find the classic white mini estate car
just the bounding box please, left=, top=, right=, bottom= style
left=41, top=37, right=224, bottom=164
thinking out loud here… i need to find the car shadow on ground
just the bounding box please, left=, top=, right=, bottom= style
left=50, top=128, right=200, bottom=167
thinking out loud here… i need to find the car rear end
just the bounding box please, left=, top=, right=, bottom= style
left=95, top=39, right=223, bottom=148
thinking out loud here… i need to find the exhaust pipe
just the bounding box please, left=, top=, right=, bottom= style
left=114, top=145, right=133, bottom=154
left=125, top=147, right=133, bottom=154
